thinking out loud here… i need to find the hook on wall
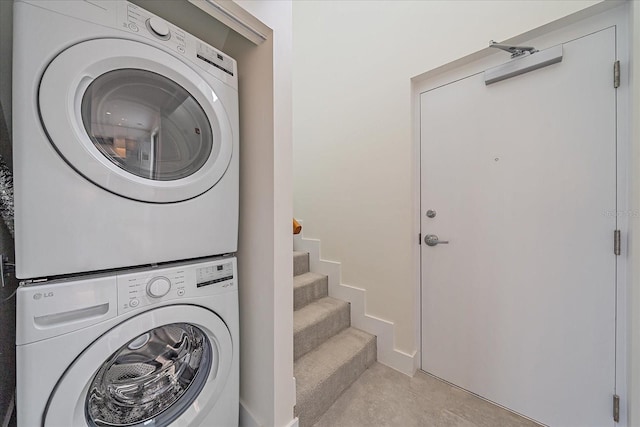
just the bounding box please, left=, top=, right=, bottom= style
left=489, top=40, right=538, bottom=59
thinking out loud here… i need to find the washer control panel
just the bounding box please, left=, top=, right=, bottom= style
left=117, top=257, right=236, bottom=314
left=196, top=262, right=234, bottom=288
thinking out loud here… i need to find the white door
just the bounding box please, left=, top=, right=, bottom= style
left=420, top=27, right=617, bottom=427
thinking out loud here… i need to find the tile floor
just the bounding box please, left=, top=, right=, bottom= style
left=313, top=362, right=542, bottom=427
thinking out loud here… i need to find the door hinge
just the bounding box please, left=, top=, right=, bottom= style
left=614, top=230, right=621, bottom=256
left=418, top=233, right=422, bottom=245
left=613, top=394, right=620, bottom=422
left=614, top=60, right=620, bottom=88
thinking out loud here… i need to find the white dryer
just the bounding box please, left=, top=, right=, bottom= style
left=16, top=256, right=239, bottom=427
left=12, top=0, right=239, bottom=279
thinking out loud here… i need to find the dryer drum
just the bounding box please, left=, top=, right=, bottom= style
left=85, top=323, right=214, bottom=426
left=80, top=68, right=215, bottom=182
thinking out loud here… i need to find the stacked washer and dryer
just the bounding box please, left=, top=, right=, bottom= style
left=12, top=1, right=240, bottom=426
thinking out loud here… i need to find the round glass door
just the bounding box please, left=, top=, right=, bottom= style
left=38, top=38, right=234, bottom=203
left=44, top=305, right=234, bottom=426
left=81, top=69, right=214, bottom=182
left=85, top=323, right=214, bottom=427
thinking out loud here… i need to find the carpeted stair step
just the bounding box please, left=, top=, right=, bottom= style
left=293, top=251, right=310, bottom=277
left=294, top=297, right=350, bottom=361
left=294, top=272, right=328, bottom=311
left=294, top=327, right=377, bottom=427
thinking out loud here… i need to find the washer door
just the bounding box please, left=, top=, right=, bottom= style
left=39, top=38, right=233, bottom=203
left=44, top=306, right=233, bottom=427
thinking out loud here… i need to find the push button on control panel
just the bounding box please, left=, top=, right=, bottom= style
left=147, top=276, right=172, bottom=298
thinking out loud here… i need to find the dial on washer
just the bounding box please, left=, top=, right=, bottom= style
left=147, top=277, right=172, bottom=298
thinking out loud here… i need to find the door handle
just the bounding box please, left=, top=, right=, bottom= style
left=424, top=234, right=449, bottom=247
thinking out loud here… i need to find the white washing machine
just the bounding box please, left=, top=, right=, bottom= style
left=12, top=0, right=239, bottom=279
left=16, top=256, right=239, bottom=427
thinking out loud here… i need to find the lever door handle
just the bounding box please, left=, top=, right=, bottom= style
left=424, top=234, right=449, bottom=247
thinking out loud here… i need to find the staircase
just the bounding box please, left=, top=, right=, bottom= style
left=293, top=251, right=377, bottom=426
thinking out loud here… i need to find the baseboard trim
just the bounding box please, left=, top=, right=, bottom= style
left=285, top=418, right=300, bottom=427
left=239, top=401, right=298, bottom=427
left=240, top=400, right=261, bottom=427
left=294, top=230, right=417, bottom=376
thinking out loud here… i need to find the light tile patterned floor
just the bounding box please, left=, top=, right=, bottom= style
left=313, top=362, right=542, bottom=427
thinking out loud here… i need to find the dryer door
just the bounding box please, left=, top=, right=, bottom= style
left=44, top=305, right=233, bottom=427
left=39, top=38, right=234, bottom=203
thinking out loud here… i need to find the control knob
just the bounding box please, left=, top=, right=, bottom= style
left=147, top=17, right=170, bottom=39
left=147, top=276, right=171, bottom=298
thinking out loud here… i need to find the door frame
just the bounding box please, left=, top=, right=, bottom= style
left=411, top=3, right=631, bottom=425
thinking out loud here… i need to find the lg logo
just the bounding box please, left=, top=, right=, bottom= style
left=33, top=292, right=54, bottom=300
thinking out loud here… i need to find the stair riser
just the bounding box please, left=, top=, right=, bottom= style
left=294, top=275, right=328, bottom=310
left=294, top=302, right=350, bottom=360
left=293, top=252, right=310, bottom=276
left=296, top=336, right=376, bottom=427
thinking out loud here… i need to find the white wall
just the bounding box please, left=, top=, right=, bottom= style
left=293, top=0, right=605, bottom=357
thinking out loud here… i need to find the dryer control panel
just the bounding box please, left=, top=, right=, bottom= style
left=119, top=2, right=237, bottom=86
left=122, top=4, right=187, bottom=56
left=117, top=257, right=236, bottom=315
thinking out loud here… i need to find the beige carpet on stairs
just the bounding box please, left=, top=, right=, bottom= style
left=292, top=251, right=376, bottom=426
